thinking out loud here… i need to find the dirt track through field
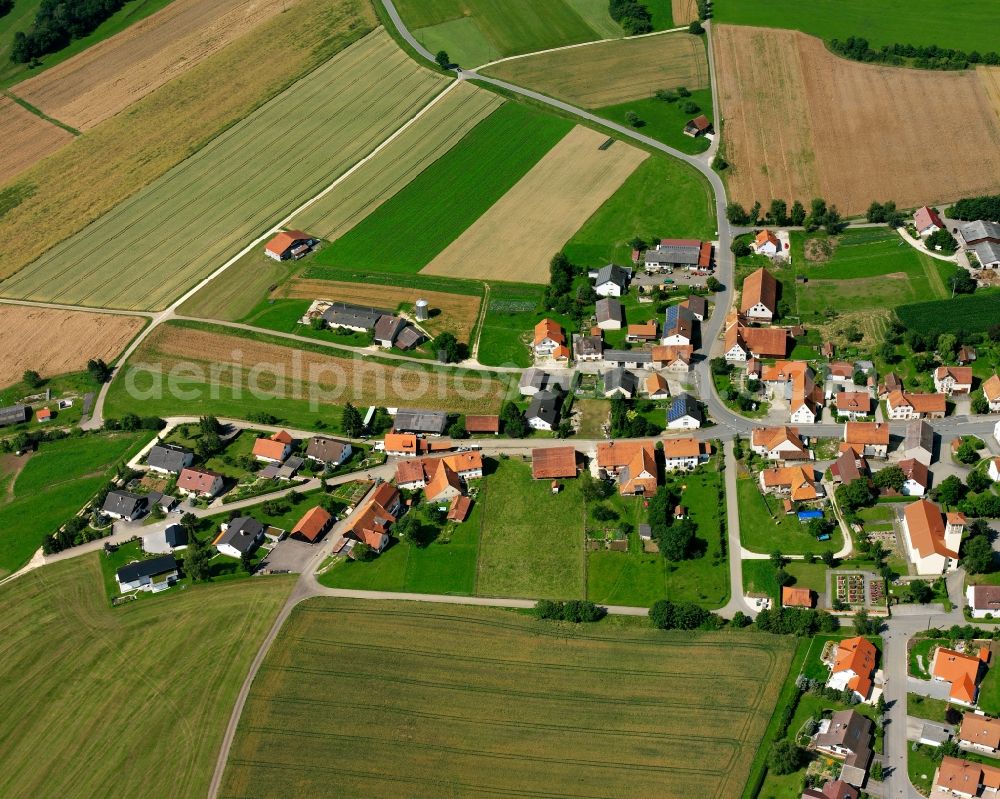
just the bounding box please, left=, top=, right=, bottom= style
left=12, top=0, right=292, bottom=131
left=422, top=127, right=647, bottom=283
left=484, top=32, right=708, bottom=107
left=0, top=306, right=145, bottom=386
left=715, top=25, right=1000, bottom=215
left=0, top=98, right=73, bottom=185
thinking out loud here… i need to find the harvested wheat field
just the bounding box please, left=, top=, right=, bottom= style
left=672, top=0, right=699, bottom=24
left=220, top=599, right=794, bottom=799
left=715, top=25, right=1000, bottom=215
left=281, top=279, right=483, bottom=341
left=981, top=66, right=1000, bottom=123
left=483, top=32, right=708, bottom=107
left=0, top=29, right=448, bottom=311
left=0, top=98, right=73, bottom=185
left=0, top=305, right=145, bottom=386
left=114, top=323, right=507, bottom=416
left=292, top=81, right=502, bottom=240
left=423, top=127, right=647, bottom=283
left=12, top=0, right=291, bottom=131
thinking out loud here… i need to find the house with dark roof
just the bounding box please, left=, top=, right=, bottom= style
left=902, top=419, right=934, bottom=465
left=214, top=517, right=265, bottom=559
left=667, top=393, right=702, bottom=429
left=662, top=303, right=694, bottom=346
left=813, top=710, right=873, bottom=787
left=115, top=554, right=179, bottom=593
left=321, top=302, right=386, bottom=332
left=526, top=390, right=561, bottom=432
left=146, top=444, right=193, bottom=474
left=680, top=294, right=707, bottom=321
left=396, top=326, right=425, bottom=350
left=393, top=408, right=448, bottom=435
left=604, top=349, right=652, bottom=369
left=603, top=368, right=638, bottom=399
left=595, top=297, right=624, bottom=330
left=0, top=404, right=28, bottom=427
left=592, top=264, right=630, bottom=297
left=644, top=239, right=710, bottom=272
left=305, top=436, right=352, bottom=466
left=967, top=584, right=1000, bottom=619
left=960, top=219, right=1000, bottom=247
left=374, top=315, right=407, bottom=348
left=573, top=334, right=604, bottom=361
left=102, top=490, right=148, bottom=522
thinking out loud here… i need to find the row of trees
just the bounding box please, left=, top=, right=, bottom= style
left=533, top=599, right=607, bottom=623
left=11, top=0, right=128, bottom=64
left=951, top=194, right=1000, bottom=222
left=830, top=36, right=1000, bottom=71
left=725, top=197, right=845, bottom=234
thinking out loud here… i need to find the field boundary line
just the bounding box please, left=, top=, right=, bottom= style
left=469, top=282, right=490, bottom=359
left=474, top=26, right=689, bottom=71
left=3, top=90, right=80, bottom=136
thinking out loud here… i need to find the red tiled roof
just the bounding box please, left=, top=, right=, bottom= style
left=464, top=415, right=499, bottom=433
left=531, top=446, right=578, bottom=479
left=291, top=506, right=333, bottom=542
left=265, top=230, right=311, bottom=256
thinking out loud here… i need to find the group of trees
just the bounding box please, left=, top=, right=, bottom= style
left=754, top=606, right=840, bottom=636
left=543, top=252, right=596, bottom=321
left=725, top=198, right=845, bottom=234
left=103, top=413, right=164, bottom=432
left=962, top=520, right=995, bottom=574
left=87, top=358, right=112, bottom=383
left=647, top=484, right=700, bottom=561
left=649, top=599, right=722, bottom=630
left=865, top=200, right=905, bottom=227
left=609, top=396, right=660, bottom=438
left=500, top=401, right=529, bottom=438
left=830, top=36, right=1000, bottom=71
left=11, top=0, right=129, bottom=64
left=926, top=227, right=958, bottom=254
left=534, top=599, right=607, bottom=623
left=433, top=332, right=466, bottom=363
left=342, top=403, right=365, bottom=437
left=951, top=194, right=1000, bottom=222
left=608, top=0, right=653, bottom=35
left=654, top=85, right=699, bottom=115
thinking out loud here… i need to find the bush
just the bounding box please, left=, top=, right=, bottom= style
left=731, top=238, right=751, bottom=257
left=649, top=599, right=722, bottom=630
left=533, top=599, right=606, bottom=622
left=688, top=20, right=704, bottom=34
left=768, top=739, right=803, bottom=775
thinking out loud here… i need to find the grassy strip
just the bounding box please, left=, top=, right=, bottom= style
left=3, top=90, right=80, bottom=135
left=741, top=636, right=811, bottom=799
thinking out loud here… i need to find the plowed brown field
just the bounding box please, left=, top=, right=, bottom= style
left=12, top=0, right=290, bottom=131
left=0, top=98, right=73, bottom=185
left=281, top=279, right=483, bottom=341
left=715, top=25, right=1000, bottom=215
left=0, top=305, right=145, bottom=386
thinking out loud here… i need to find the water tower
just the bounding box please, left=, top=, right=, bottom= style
left=415, top=299, right=429, bottom=321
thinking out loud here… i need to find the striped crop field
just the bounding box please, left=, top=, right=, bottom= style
left=290, top=80, right=502, bottom=241
left=220, top=600, right=795, bottom=798
left=0, top=28, right=448, bottom=311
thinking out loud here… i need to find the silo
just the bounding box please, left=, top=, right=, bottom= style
left=415, top=299, right=429, bottom=321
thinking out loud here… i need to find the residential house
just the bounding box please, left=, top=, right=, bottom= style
left=393, top=408, right=448, bottom=435
left=531, top=446, right=579, bottom=479
left=593, top=264, right=630, bottom=297
left=596, top=440, right=658, bottom=496
left=662, top=437, right=710, bottom=472
left=667, top=393, right=702, bottom=430
left=146, top=444, right=193, bottom=474
left=604, top=368, right=638, bottom=398
left=343, top=482, right=401, bottom=553
left=933, top=756, right=1000, bottom=798
left=573, top=334, right=604, bottom=361
left=447, top=495, right=473, bottom=522
left=651, top=344, right=693, bottom=372
left=750, top=426, right=810, bottom=462
left=683, top=114, right=712, bottom=137
left=679, top=294, right=707, bottom=321
left=252, top=430, right=293, bottom=463
left=102, top=490, right=148, bottom=522
left=141, top=524, right=188, bottom=555
left=519, top=367, right=570, bottom=396
left=931, top=646, right=987, bottom=705
left=465, top=415, right=499, bottom=435
left=214, top=516, right=265, bottom=559
left=813, top=710, right=873, bottom=787
left=759, top=465, right=824, bottom=502
left=394, top=452, right=483, bottom=492
left=830, top=450, right=869, bottom=485
left=782, top=586, right=814, bottom=608
left=0, top=404, right=28, bottom=427
left=373, top=315, right=407, bottom=348
left=291, top=506, right=334, bottom=543
left=526, top=390, right=561, bottom=432
left=968, top=585, right=1000, bottom=619
left=35, top=407, right=52, bottom=422
left=983, top=375, right=1000, bottom=412
left=724, top=313, right=790, bottom=361
left=264, top=230, right=316, bottom=261
left=902, top=499, right=964, bottom=575
left=644, top=238, right=712, bottom=273
left=960, top=714, right=1000, bottom=754
left=899, top=458, right=930, bottom=497
left=990, top=457, right=1000, bottom=483
left=958, top=345, right=978, bottom=365
left=886, top=390, right=947, bottom=420
left=761, top=361, right=823, bottom=424
left=176, top=466, right=225, bottom=498
left=644, top=373, right=671, bottom=400
left=903, top=419, right=935, bottom=466
left=595, top=298, right=624, bottom=330
left=753, top=229, right=781, bottom=257
left=383, top=432, right=420, bottom=457
left=843, top=422, right=890, bottom=459
left=604, top=349, right=653, bottom=370
left=423, top=460, right=463, bottom=502
left=801, top=781, right=858, bottom=799
left=740, top=267, right=778, bottom=322
left=626, top=320, right=658, bottom=343
left=322, top=302, right=386, bottom=332
left=935, top=366, right=974, bottom=395
left=878, top=372, right=904, bottom=398
left=827, top=361, right=855, bottom=383
left=835, top=391, right=872, bottom=420
left=534, top=319, right=569, bottom=360
left=305, top=436, right=352, bottom=467
left=115, top=554, right=179, bottom=594
left=914, top=206, right=944, bottom=236
left=662, top=303, right=694, bottom=346
left=827, top=637, right=877, bottom=702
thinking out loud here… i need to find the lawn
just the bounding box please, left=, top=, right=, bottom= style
left=0, top=555, right=294, bottom=797
left=397, top=0, right=605, bottom=67
left=0, top=29, right=448, bottom=310
left=0, top=431, right=146, bottom=577
left=562, top=154, right=715, bottom=268
left=791, top=228, right=955, bottom=318
left=318, top=497, right=481, bottom=595
left=908, top=692, right=956, bottom=725
left=598, top=88, right=714, bottom=155
left=737, top=478, right=843, bottom=556
left=220, top=598, right=794, bottom=798
left=979, top=665, right=1000, bottom=716
left=0, top=369, right=101, bottom=434
left=315, top=103, right=573, bottom=274
left=476, top=458, right=585, bottom=599
left=714, top=0, right=1000, bottom=54
left=476, top=282, right=570, bottom=367
left=0, top=0, right=173, bottom=88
